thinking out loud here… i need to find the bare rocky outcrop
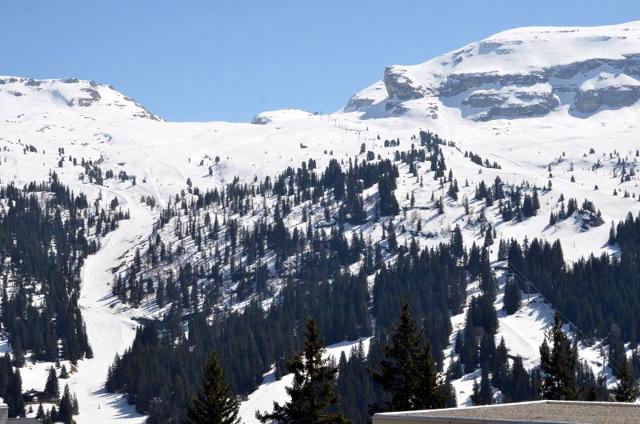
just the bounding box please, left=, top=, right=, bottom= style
left=383, top=66, right=427, bottom=101
left=575, top=84, right=640, bottom=113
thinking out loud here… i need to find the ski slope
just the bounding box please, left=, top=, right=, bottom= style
left=70, top=189, right=153, bottom=423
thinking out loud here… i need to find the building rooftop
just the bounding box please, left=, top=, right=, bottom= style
left=372, top=400, right=640, bottom=424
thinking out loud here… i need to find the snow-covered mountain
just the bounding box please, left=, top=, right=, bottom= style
left=2, top=20, right=640, bottom=423
left=0, top=76, right=160, bottom=121
left=346, top=20, right=640, bottom=120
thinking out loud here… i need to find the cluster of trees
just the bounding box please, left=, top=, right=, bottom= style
left=107, top=213, right=508, bottom=422
left=107, top=226, right=488, bottom=421
left=507, top=213, right=640, bottom=346
left=113, top=148, right=417, bottom=310
left=549, top=196, right=602, bottom=226
left=0, top=175, right=126, bottom=364
left=372, top=237, right=470, bottom=363
left=539, top=313, right=608, bottom=402
left=0, top=175, right=127, bottom=419
left=465, top=151, right=501, bottom=169
left=473, top=178, right=541, bottom=221
left=35, top=384, right=79, bottom=424
left=0, top=353, right=25, bottom=418
left=183, top=306, right=453, bottom=424
left=105, top=131, right=516, bottom=422
left=106, top=271, right=370, bottom=421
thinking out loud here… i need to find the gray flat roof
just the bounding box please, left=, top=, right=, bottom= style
left=373, top=400, right=640, bottom=424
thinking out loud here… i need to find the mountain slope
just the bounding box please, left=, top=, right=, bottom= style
left=1, top=20, right=640, bottom=423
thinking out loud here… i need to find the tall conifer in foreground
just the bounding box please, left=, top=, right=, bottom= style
left=185, top=352, right=239, bottom=424
left=613, top=360, right=639, bottom=402
left=414, top=341, right=446, bottom=409
left=539, top=312, right=578, bottom=400
left=257, top=320, right=349, bottom=424
left=373, top=303, right=445, bottom=412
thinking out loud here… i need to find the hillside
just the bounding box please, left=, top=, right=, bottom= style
left=0, top=20, right=639, bottom=423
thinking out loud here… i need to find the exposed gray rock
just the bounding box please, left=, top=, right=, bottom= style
left=251, top=115, right=272, bottom=125
left=441, top=72, right=547, bottom=97
left=25, top=79, right=42, bottom=87
left=347, top=41, right=640, bottom=122
left=383, top=67, right=427, bottom=101
left=75, top=88, right=101, bottom=107
left=344, top=97, right=375, bottom=112
left=575, top=85, right=640, bottom=113
left=478, top=40, right=522, bottom=56
left=549, top=59, right=607, bottom=79
left=461, top=92, right=504, bottom=108
left=472, top=94, right=559, bottom=121
left=384, top=101, right=409, bottom=114
left=440, top=54, right=640, bottom=119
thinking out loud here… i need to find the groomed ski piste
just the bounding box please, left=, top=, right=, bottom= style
left=71, top=190, right=153, bottom=423
left=1, top=20, right=640, bottom=421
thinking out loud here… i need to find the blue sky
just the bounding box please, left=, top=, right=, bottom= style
left=2, top=1, right=638, bottom=122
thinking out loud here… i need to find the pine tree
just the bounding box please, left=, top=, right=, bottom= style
left=471, top=379, right=481, bottom=405
left=44, top=366, right=60, bottom=400
left=451, top=225, right=464, bottom=259
left=36, top=404, right=45, bottom=421
left=373, top=303, right=444, bottom=411
left=503, top=280, right=521, bottom=315
left=539, top=313, right=578, bottom=400
left=608, top=324, right=626, bottom=377
left=614, top=360, right=639, bottom=402
left=49, top=406, right=58, bottom=424
left=257, top=320, right=348, bottom=424
left=58, top=385, right=74, bottom=424
left=479, top=367, right=493, bottom=405
left=461, top=311, right=479, bottom=370
left=414, top=343, right=446, bottom=409
left=185, top=352, right=239, bottom=424
left=608, top=223, right=616, bottom=245
left=373, top=303, right=422, bottom=411
left=7, top=368, right=24, bottom=418
left=60, top=364, right=69, bottom=379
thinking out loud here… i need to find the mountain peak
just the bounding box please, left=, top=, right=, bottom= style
left=344, top=20, right=640, bottom=121
left=0, top=76, right=161, bottom=121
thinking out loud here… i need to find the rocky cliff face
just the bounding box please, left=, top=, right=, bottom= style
left=344, top=21, right=640, bottom=121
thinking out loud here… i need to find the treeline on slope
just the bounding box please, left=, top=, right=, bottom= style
left=112, top=130, right=450, bottom=311
left=106, top=231, right=487, bottom=422
left=103, top=133, right=505, bottom=423
left=107, top=271, right=370, bottom=422
left=182, top=307, right=450, bottom=424
left=0, top=174, right=128, bottom=418
left=337, top=238, right=629, bottom=421
left=504, top=212, right=640, bottom=377
left=112, top=155, right=406, bottom=308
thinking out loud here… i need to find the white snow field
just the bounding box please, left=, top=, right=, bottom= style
left=0, top=19, right=640, bottom=421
